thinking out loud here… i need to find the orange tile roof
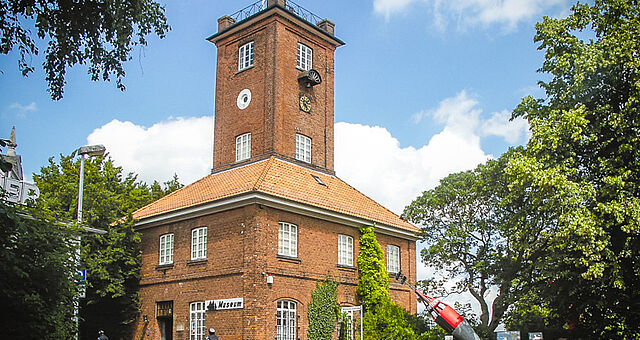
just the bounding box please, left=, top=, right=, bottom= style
left=132, top=157, right=419, bottom=234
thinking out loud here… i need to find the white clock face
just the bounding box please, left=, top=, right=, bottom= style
left=237, top=89, right=252, bottom=110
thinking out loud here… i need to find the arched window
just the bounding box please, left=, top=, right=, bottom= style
left=276, top=300, right=297, bottom=340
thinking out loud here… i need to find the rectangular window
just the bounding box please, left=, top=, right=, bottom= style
left=338, top=234, right=353, bottom=266
left=159, top=233, right=174, bottom=265
left=278, top=222, right=297, bottom=257
left=387, top=245, right=400, bottom=274
left=238, top=41, right=254, bottom=71
left=190, top=301, right=206, bottom=340
left=276, top=300, right=297, bottom=340
left=296, top=42, right=312, bottom=71
left=191, top=227, right=207, bottom=260
left=295, top=134, right=311, bottom=163
left=236, top=133, right=251, bottom=162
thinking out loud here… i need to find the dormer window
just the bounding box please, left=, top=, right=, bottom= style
left=296, top=43, right=312, bottom=71
left=239, top=41, right=254, bottom=71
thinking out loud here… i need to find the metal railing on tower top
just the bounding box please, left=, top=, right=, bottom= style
left=229, top=0, right=325, bottom=25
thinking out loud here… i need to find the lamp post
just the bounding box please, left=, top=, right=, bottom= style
left=75, top=144, right=106, bottom=223
left=72, top=144, right=105, bottom=340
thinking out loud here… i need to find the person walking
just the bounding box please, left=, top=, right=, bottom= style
left=205, top=328, right=219, bottom=340
left=97, top=330, right=109, bottom=340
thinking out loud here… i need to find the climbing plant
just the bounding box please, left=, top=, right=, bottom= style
left=307, top=278, right=340, bottom=340
left=357, top=226, right=416, bottom=339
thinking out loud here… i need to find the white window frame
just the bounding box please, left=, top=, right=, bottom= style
left=190, top=301, right=206, bottom=340
left=278, top=222, right=297, bottom=257
left=276, top=300, right=297, bottom=340
left=236, top=133, right=251, bottom=162
left=191, top=227, right=207, bottom=260
left=296, top=42, right=312, bottom=71
left=387, top=244, right=400, bottom=274
left=238, top=41, right=254, bottom=71
left=159, top=233, right=174, bottom=265
left=295, top=134, right=311, bottom=163
left=338, top=234, right=353, bottom=266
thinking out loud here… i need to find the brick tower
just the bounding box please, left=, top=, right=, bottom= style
left=131, top=2, right=419, bottom=340
left=209, top=0, right=343, bottom=174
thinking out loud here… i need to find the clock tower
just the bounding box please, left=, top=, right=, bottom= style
left=208, top=0, right=344, bottom=174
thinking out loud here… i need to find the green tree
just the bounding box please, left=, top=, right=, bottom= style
left=0, top=0, right=170, bottom=100
left=357, top=226, right=415, bottom=339
left=507, top=0, right=640, bottom=337
left=0, top=202, right=79, bottom=339
left=307, top=278, right=339, bottom=340
left=33, top=154, right=181, bottom=339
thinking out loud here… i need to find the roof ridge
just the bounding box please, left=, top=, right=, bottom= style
left=133, top=173, right=212, bottom=215
left=253, top=156, right=275, bottom=190
left=332, top=174, right=412, bottom=225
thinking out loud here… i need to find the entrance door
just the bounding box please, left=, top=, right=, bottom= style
left=159, top=318, right=173, bottom=340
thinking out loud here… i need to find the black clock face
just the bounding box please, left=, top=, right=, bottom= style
left=299, top=95, right=311, bottom=113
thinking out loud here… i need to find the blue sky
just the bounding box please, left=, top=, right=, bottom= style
left=1, top=0, right=574, bottom=310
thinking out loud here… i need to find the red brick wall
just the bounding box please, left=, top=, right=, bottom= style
left=212, top=10, right=337, bottom=173
left=134, top=204, right=416, bottom=340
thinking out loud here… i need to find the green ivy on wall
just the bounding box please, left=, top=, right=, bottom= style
left=357, top=226, right=416, bottom=340
left=307, top=278, right=340, bottom=340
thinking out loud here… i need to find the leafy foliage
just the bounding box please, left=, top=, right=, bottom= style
left=505, top=0, right=640, bottom=337
left=307, top=278, right=339, bottom=340
left=33, top=154, right=181, bottom=339
left=0, top=201, right=79, bottom=339
left=357, top=226, right=416, bottom=339
left=404, top=149, right=561, bottom=335
left=0, top=0, right=170, bottom=99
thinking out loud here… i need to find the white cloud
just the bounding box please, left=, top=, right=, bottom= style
left=336, top=92, right=489, bottom=216
left=481, top=109, right=531, bottom=143
left=373, top=0, right=418, bottom=19
left=86, top=116, right=213, bottom=186
left=373, top=0, right=569, bottom=30
left=8, top=102, right=37, bottom=118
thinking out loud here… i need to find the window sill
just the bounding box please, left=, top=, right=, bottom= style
left=337, top=264, right=356, bottom=271
left=277, top=255, right=301, bottom=264
left=187, top=258, right=208, bottom=265
left=156, top=263, right=174, bottom=271
left=235, top=65, right=254, bottom=75
left=296, top=66, right=311, bottom=72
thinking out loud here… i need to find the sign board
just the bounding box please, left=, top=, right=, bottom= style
left=206, top=297, right=244, bottom=311
left=445, top=336, right=454, bottom=340
left=529, top=332, right=543, bottom=340
left=0, top=176, right=40, bottom=204
left=497, top=331, right=521, bottom=340
left=341, top=306, right=362, bottom=312
left=76, top=269, right=87, bottom=282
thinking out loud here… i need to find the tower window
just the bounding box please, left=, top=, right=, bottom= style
left=387, top=244, right=400, bottom=274
left=239, top=41, right=254, bottom=71
left=236, top=133, right=251, bottom=162
left=296, top=43, right=313, bottom=71
left=295, top=134, right=311, bottom=163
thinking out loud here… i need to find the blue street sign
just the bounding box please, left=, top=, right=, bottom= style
left=76, top=269, right=86, bottom=282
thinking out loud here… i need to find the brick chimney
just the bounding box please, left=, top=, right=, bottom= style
left=217, top=16, right=236, bottom=31
left=317, top=19, right=335, bottom=35
left=266, top=0, right=286, bottom=7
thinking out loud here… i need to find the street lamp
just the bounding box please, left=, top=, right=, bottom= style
left=72, top=144, right=106, bottom=340
left=74, top=144, right=106, bottom=223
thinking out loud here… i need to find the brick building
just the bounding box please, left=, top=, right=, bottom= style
left=131, top=1, right=420, bottom=339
